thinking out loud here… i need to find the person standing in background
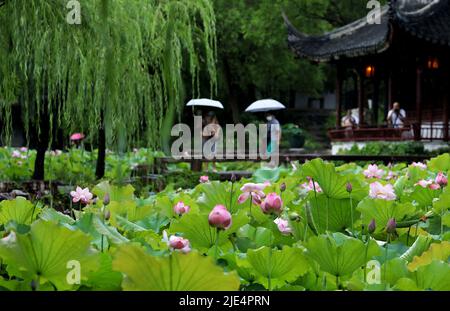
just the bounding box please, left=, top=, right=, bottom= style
left=266, top=112, right=281, bottom=154
left=387, top=102, right=406, bottom=128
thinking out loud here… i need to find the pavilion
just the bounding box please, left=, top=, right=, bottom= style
left=285, top=0, right=450, bottom=153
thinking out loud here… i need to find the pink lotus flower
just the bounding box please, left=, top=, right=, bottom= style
left=429, top=183, right=441, bottom=190
left=435, top=172, right=448, bottom=187
left=11, top=150, right=21, bottom=158
left=415, top=179, right=433, bottom=188
left=364, top=164, right=384, bottom=179
left=70, top=132, right=85, bottom=141
left=173, top=201, right=190, bottom=215
left=19, top=147, right=28, bottom=153
left=238, top=183, right=267, bottom=205
left=274, top=218, right=292, bottom=235
left=369, top=182, right=396, bottom=201
left=263, top=181, right=271, bottom=187
left=199, top=175, right=209, bottom=183
left=162, top=231, right=191, bottom=253
left=260, top=192, right=283, bottom=215
left=70, top=186, right=93, bottom=204
left=411, top=162, right=427, bottom=170
left=300, top=179, right=322, bottom=193
left=208, top=205, right=232, bottom=230
left=386, top=171, right=396, bottom=181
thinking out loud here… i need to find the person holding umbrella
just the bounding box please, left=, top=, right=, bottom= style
left=245, top=99, right=285, bottom=159
left=266, top=112, right=281, bottom=154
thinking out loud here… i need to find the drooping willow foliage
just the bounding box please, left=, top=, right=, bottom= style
left=0, top=0, right=217, bottom=154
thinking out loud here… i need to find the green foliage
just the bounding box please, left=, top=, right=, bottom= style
left=338, top=142, right=427, bottom=156
left=305, top=233, right=381, bottom=277
left=0, top=0, right=217, bottom=151
left=246, top=246, right=309, bottom=289
left=112, top=244, right=240, bottom=290
left=0, top=220, right=98, bottom=290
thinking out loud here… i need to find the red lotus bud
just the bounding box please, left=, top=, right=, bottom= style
left=386, top=218, right=396, bottom=234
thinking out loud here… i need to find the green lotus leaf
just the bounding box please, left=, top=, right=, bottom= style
left=40, top=208, right=76, bottom=227
left=170, top=209, right=249, bottom=250
left=309, top=195, right=359, bottom=233
left=197, top=181, right=240, bottom=213
left=305, top=233, right=381, bottom=277
left=115, top=215, right=147, bottom=233
left=92, top=181, right=135, bottom=202
left=136, top=213, right=170, bottom=233
left=246, top=246, right=309, bottom=289
left=432, top=186, right=450, bottom=214
left=0, top=197, right=41, bottom=225
left=0, top=220, right=99, bottom=290
left=413, top=260, right=450, bottom=290
left=236, top=224, right=273, bottom=251
left=84, top=253, right=122, bottom=291
left=253, top=167, right=281, bottom=183
left=302, top=158, right=348, bottom=199
left=357, top=198, right=417, bottom=234
left=92, top=215, right=129, bottom=244
left=407, top=241, right=450, bottom=271
left=382, top=257, right=410, bottom=286
left=108, top=200, right=152, bottom=227
left=427, top=153, right=450, bottom=173
left=393, top=277, right=421, bottom=291
left=443, top=212, right=450, bottom=227
left=400, top=235, right=433, bottom=262
left=112, top=244, right=240, bottom=290
left=407, top=186, right=440, bottom=209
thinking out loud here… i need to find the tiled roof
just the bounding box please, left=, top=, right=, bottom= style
left=285, top=0, right=450, bottom=62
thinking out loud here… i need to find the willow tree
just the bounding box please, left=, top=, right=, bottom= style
left=0, top=0, right=217, bottom=179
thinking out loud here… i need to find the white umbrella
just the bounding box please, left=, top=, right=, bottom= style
left=186, top=98, right=224, bottom=109
left=245, top=99, right=286, bottom=112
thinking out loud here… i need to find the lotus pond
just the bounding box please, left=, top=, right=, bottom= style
left=0, top=151, right=449, bottom=291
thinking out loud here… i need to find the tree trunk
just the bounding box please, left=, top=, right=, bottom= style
left=32, top=145, right=46, bottom=180
left=32, top=114, right=49, bottom=180
left=95, top=119, right=106, bottom=179
left=223, top=59, right=241, bottom=124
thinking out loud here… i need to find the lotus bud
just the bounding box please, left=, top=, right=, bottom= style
left=260, top=193, right=283, bottom=215
left=280, top=182, right=287, bottom=192
left=173, top=201, right=190, bottom=216
left=368, top=219, right=376, bottom=234
left=386, top=218, right=396, bottom=234
left=208, top=205, right=232, bottom=230
left=231, top=173, right=237, bottom=182
left=103, top=193, right=110, bottom=206
left=346, top=182, right=352, bottom=193
left=435, top=172, right=448, bottom=187
left=104, top=209, right=111, bottom=221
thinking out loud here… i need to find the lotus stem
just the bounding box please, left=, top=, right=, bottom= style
left=268, top=222, right=273, bottom=291
left=363, top=237, right=370, bottom=283
left=229, top=181, right=234, bottom=212
left=248, top=195, right=253, bottom=219
left=349, top=193, right=354, bottom=234
left=312, top=178, right=320, bottom=232
left=214, top=227, right=220, bottom=261
left=383, top=233, right=390, bottom=289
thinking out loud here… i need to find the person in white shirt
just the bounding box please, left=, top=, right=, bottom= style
left=387, top=102, right=406, bottom=128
